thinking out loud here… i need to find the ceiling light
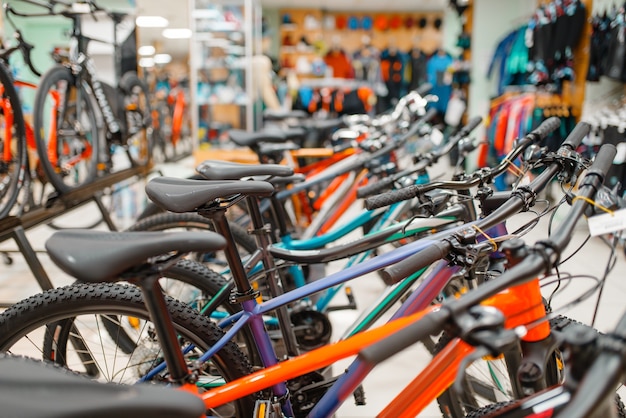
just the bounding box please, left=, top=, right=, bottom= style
left=139, top=57, right=155, bottom=68
left=154, top=54, right=172, bottom=64
left=138, top=45, right=155, bottom=56
left=162, top=28, right=192, bottom=39
left=136, top=16, right=169, bottom=28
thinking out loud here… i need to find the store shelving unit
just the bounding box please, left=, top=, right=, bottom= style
left=189, top=0, right=261, bottom=142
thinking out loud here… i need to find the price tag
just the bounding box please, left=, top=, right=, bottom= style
left=587, top=209, right=626, bottom=236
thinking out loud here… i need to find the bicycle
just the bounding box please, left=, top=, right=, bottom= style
left=0, top=119, right=585, bottom=417
left=13, top=0, right=152, bottom=194
left=150, top=77, right=193, bottom=164
left=125, top=113, right=481, bottom=359
left=190, top=126, right=616, bottom=417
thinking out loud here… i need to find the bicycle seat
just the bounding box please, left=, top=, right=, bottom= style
left=304, top=118, right=345, bottom=131
left=263, top=109, right=308, bottom=121
left=263, top=126, right=306, bottom=140
left=146, top=177, right=275, bottom=213
left=229, top=129, right=286, bottom=147
left=258, top=142, right=300, bottom=156
left=0, top=354, right=204, bottom=418
left=46, top=230, right=226, bottom=283
left=197, top=160, right=294, bottom=180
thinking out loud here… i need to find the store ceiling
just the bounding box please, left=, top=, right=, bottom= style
left=134, top=0, right=449, bottom=61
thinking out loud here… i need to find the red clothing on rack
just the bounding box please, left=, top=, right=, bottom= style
left=324, top=50, right=354, bottom=79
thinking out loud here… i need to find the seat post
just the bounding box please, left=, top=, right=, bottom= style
left=245, top=195, right=301, bottom=356
left=139, top=274, right=192, bottom=384
left=207, top=209, right=256, bottom=297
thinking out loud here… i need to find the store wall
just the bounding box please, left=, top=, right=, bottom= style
left=467, top=0, right=537, bottom=169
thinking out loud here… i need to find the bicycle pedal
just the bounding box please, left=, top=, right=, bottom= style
left=253, top=400, right=282, bottom=417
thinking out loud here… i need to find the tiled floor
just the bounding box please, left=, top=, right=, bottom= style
left=0, top=156, right=625, bottom=417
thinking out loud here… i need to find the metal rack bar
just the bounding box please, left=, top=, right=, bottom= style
left=0, top=164, right=154, bottom=307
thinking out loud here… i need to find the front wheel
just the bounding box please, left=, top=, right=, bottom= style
left=0, top=282, right=256, bottom=417
left=33, top=65, right=100, bottom=194
left=436, top=315, right=589, bottom=418
left=119, top=72, right=152, bottom=167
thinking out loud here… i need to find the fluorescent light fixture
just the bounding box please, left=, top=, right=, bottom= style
left=154, top=54, right=172, bottom=64
left=136, top=16, right=169, bottom=28
left=138, top=45, right=155, bottom=56
left=139, top=57, right=155, bottom=67
left=162, top=28, right=192, bottom=39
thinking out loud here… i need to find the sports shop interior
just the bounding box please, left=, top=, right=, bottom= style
left=1, top=0, right=626, bottom=417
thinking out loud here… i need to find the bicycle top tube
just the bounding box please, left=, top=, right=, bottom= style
left=258, top=219, right=478, bottom=315
left=275, top=152, right=363, bottom=199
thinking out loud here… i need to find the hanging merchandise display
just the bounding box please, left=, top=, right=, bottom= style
left=487, top=0, right=586, bottom=93
left=478, top=92, right=575, bottom=190
left=587, top=6, right=626, bottom=82
left=426, top=49, right=454, bottom=115
left=526, top=0, right=586, bottom=87
left=379, top=46, right=406, bottom=110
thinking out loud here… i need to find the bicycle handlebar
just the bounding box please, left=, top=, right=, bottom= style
left=560, top=120, right=589, bottom=150
left=414, top=83, right=433, bottom=97
left=360, top=141, right=616, bottom=366
left=379, top=120, right=589, bottom=285
left=356, top=116, right=483, bottom=199
left=364, top=117, right=561, bottom=210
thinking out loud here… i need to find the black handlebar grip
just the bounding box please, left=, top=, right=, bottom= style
left=359, top=308, right=450, bottom=365
left=380, top=240, right=451, bottom=285
left=364, top=185, right=420, bottom=210
left=561, top=122, right=590, bottom=150
left=588, top=144, right=617, bottom=180
left=457, top=116, right=483, bottom=139
left=416, top=83, right=433, bottom=96
left=357, top=177, right=396, bottom=199
left=528, top=117, right=561, bottom=143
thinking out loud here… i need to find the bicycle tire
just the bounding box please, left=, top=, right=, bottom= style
left=436, top=315, right=588, bottom=418
left=98, top=259, right=260, bottom=364
left=464, top=394, right=626, bottom=418
left=33, top=65, right=100, bottom=194
left=119, top=72, right=152, bottom=167
left=126, top=212, right=257, bottom=264
left=0, top=62, right=27, bottom=218
left=0, top=282, right=255, bottom=417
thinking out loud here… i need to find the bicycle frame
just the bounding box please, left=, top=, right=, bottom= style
left=141, top=219, right=506, bottom=417
left=199, top=262, right=550, bottom=417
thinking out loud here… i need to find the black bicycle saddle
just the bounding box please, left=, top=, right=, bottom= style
left=228, top=129, right=286, bottom=147
left=196, top=160, right=294, bottom=180
left=46, top=230, right=226, bottom=283
left=0, top=354, right=205, bottom=418
left=146, top=177, right=275, bottom=213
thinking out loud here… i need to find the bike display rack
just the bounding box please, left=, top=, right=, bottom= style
left=0, top=164, right=154, bottom=307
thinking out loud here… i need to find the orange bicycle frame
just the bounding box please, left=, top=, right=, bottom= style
left=199, top=276, right=549, bottom=416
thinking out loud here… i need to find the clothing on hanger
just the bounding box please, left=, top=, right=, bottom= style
left=407, top=47, right=428, bottom=92
left=324, top=49, right=354, bottom=79
left=426, top=49, right=454, bottom=114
